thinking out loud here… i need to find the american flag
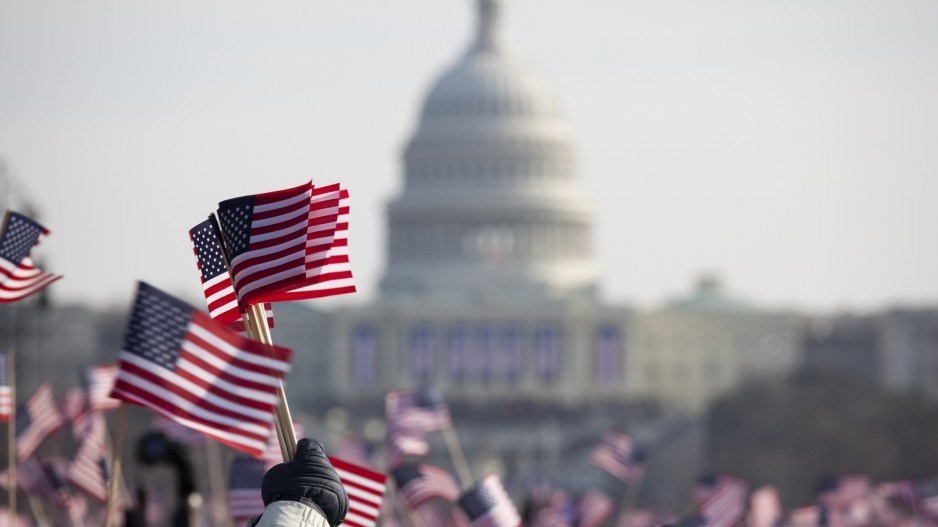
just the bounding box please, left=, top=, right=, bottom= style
left=387, top=425, right=431, bottom=468
left=21, top=458, right=85, bottom=526
left=259, top=183, right=356, bottom=302
left=697, top=475, right=747, bottom=527
left=228, top=455, right=266, bottom=525
left=0, top=211, right=61, bottom=303
left=531, top=490, right=574, bottom=527
left=458, top=474, right=521, bottom=527
left=217, top=182, right=356, bottom=306
left=747, top=485, right=782, bottom=527
left=110, top=282, right=292, bottom=457
left=15, top=382, right=64, bottom=461
left=0, top=353, right=11, bottom=422
left=590, top=429, right=646, bottom=483
left=68, top=413, right=109, bottom=502
left=85, top=364, right=121, bottom=412
left=392, top=462, right=460, bottom=509
left=330, top=456, right=387, bottom=527
left=61, top=388, right=91, bottom=439
left=189, top=216, right=274, bottom=331
left=386, top=388, right=451, bottom=435
left=151, top=414, right=207, bottom=449
left=576, top=489, right=614, bottom=527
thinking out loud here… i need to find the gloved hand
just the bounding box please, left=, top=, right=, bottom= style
left=261, top=438, right=349, bottom=526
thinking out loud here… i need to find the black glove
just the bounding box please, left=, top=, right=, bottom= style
left=261, top=438, right=349, bottom=526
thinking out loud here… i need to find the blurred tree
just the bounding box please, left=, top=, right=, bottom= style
left=705, top=370, right=938, bottom=507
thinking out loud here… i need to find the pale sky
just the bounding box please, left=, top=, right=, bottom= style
left=1, top=0, right=937, bottom=313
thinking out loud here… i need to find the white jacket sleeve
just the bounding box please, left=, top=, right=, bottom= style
left=248, top=500, right=330, bottom=527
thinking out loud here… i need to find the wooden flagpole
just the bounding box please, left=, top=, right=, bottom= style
left=244, top=303, right=297, bottom=462
left=104, top=405, right=127, bottom=527
left=27, top=494, right=49, bottom=527
left=7, top=351, right=16, bottom=526
left=441, top=427, right=473, bottom=490
left=207, top=214, right=296, bottom=462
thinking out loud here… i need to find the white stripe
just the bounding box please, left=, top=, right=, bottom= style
left=253, top=187, right=311, bottom=213
left=202, top=273, right=229, bottom=290
left=345, top=489, right=382, bottom=515
left=116, top=353, right=272, bottom=434
left=186, top=324, right=290, bottom=372
left=251, top=204, right=309, bottom=230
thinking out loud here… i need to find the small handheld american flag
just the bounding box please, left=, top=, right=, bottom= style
left=392, top=462, right=460, bottom=509
left=458, top=474, right=521, bottom=527
left=15, top=382, right=64, bottom=461
left=216, top=181, right=356, bottom=306
left=189, top=216, right=274, bottom=331
left=590, top=429, right=646, bottom=483
left=0, top=211, right=61, bottom=303
left=110, top=282, right=292, bottom=457
left=228, top=456, right=266, bottom=525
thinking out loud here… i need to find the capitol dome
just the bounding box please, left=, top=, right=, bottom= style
left=381, top=0, right=598, bottom=304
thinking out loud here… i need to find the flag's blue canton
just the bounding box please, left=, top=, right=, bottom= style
left=417, top=387, right=445, bottom=410
left=919, top=477, right=938, bottom=499
left=98, top=457, right=110, bottom=482
left=0, top=212, right=44, bottom=265
left=460, top=484, right=498, bottom=521
left=217, top=196, right=255, bottom=260
left=230, top=456, right=265, bottom=490
left=392, top=463, right=422, bottom=488
left=190, top=217, right=228, bottom=282
left=123, top=283, right=192, bottom=371
left=678, top=514, right=707, bottom=527
left=631, top=446, right=647, bottom=464
left=15, top=407, right=31, bottom=436
left=0, top=354, right=8, bottom=386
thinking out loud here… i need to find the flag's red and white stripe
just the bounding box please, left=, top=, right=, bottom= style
left=16, top=382, right=64, bottom=461
left=330, top=456, right=387, bottom=527
left=0, top=212, right=61, bottom=303
left=68, top=414, right=109, bottom=502
left=87, top=364, right=121, bottom=412
left=0, top=353, right=12, bottom=422
left=264, top=184, right=356, bottom=301
left=576, top=489, right=614, bottom=527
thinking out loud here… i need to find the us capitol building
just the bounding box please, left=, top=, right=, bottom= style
left=278, top=0, right=803, bottom=422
